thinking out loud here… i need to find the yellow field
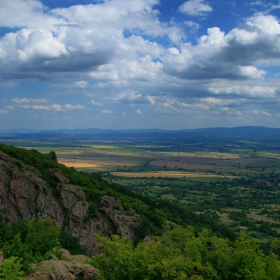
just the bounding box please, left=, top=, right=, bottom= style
left=110, top=171, right=236, bottom=179
left=58, top=157, right=138, bottom=168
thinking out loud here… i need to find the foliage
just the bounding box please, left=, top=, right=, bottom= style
left=91, top=227, right=280, bottom=280
left=25, top=219, right=60, bottom=255
left=0, top=257, right=24, bottom=280
left=46, top=151, right=58, bottom=163
left=59, top=230, right=87, bottom=255
left=0, top=219, right=61, bottom=275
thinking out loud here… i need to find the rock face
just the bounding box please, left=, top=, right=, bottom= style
left=49, top=168, right=70, bottom=184
left=100, top=196, right=140, bottom=241
left=0, top=151, right=140, bottom=255
left=26, top=249, right=99, bottom=280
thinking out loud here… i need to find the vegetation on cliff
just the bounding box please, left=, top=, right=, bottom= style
left=0, top=219, right=61, bottom=274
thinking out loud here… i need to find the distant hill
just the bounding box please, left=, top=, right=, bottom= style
left=1, top=126, right=280, bottom=140
left=182, top=126, right=280, bottom=139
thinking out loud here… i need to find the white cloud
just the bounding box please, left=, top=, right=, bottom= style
left=179, top=0, right=213, bottom=16
left=252, top=109, right=272, bottom=117
left=112, top=90, right=153, bottom=104
left=64, top=104, right=85, bottom=110
left=198, top=27, right=225, bottom=46
left=249, top=1, right=263, bottom=6
left=7, top=103, right=62, bottom=111
left=184, top=21, right=200, bottom=32
left=74, top=81, right=88, bottom=88
left=102, top=109, right=113, bottom=114
left=90, top=100, right=102, bottom=106
left=122, top=111, right=126, bottom=116
left=0, top=0, right=175, bottom=80
left=113, top=90, right=141, bottom=102
left=135, top=109, right=142, bottom=115
left=1, top=1, right=280, bottom=129
left=147, top=96, right=155, bottom=105
left=11, top=98, right=47, bottom=104
left=0, top=0, right=63, bottom=30
left=163, top=15, right=280, bottom=81
left=50, top=104, right=62, bottom=111
left=247, top=14, right=280, bottom=35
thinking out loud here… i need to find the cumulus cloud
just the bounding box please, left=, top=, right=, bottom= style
left=112, top=90, right=152, bottom=104
left=0, top=0, right=180, bottom=80
left=248, top=1, right=263, bottom=6
left=135, top=109, right=143, bottom=115
left=2, top=0, right=280, bottom=128
left=74, top=81, right=88, bottom=88
left=247, top=14, right=280, bottom=35
left=6, top=103, right=63, bottom=111
left=4, top=98, right=86, bottom=112
left=184, top=21, right=200, bottom=32
left=63, top=104, right=86, bottom=110
left=113, top=90, right=142, bottom=102
left=163, top=15, right=280, bottom=81
left=252, top=109, right=272, bottom=117
left=90, top=100, right=102, bottom=106
left=102, top=109, right=113, bottom=114
left=11, top=98, right=47, bottom=104
left=0, top=0, right=63, bottom=30
left=179, top=0, right=213, bottom=16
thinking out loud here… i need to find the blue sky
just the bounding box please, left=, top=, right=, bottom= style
left=1, top=0, right=280, bottom=130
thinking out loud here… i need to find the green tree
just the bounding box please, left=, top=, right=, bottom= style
left=25, top=219, right=60, bottom=256
left=47, top=151, right=58, bottom=163
left=0, top=257, right=24, bottom=280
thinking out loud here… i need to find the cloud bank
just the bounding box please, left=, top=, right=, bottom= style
left=1, top=0, right=280, bottom=129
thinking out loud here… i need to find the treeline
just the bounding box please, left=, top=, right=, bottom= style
left=1, top=218, right=279, bottom=279
left=91, top=226, right=280, bottom=280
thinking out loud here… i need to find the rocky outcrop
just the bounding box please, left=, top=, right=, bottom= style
left=0, top=151, right=140, bottom=255
left=100, top=196, right=140, bottom=241
left=49, top=168, right=70, bottom=184
left=0, top=152, right=64, bottom=226
left=26, top=249, right=99, bottom=280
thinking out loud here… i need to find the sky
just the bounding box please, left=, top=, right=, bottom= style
left=1, top=0, right=280, bottom=130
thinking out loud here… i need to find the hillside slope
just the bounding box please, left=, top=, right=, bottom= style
left=0, top=150, right=141, bottom=255
left=1, top=144, right=280, bottom=279
left=0, top=143, right=236, bottom=251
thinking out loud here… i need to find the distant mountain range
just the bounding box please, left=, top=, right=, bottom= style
left=1, top=126, right=280, bottom=139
